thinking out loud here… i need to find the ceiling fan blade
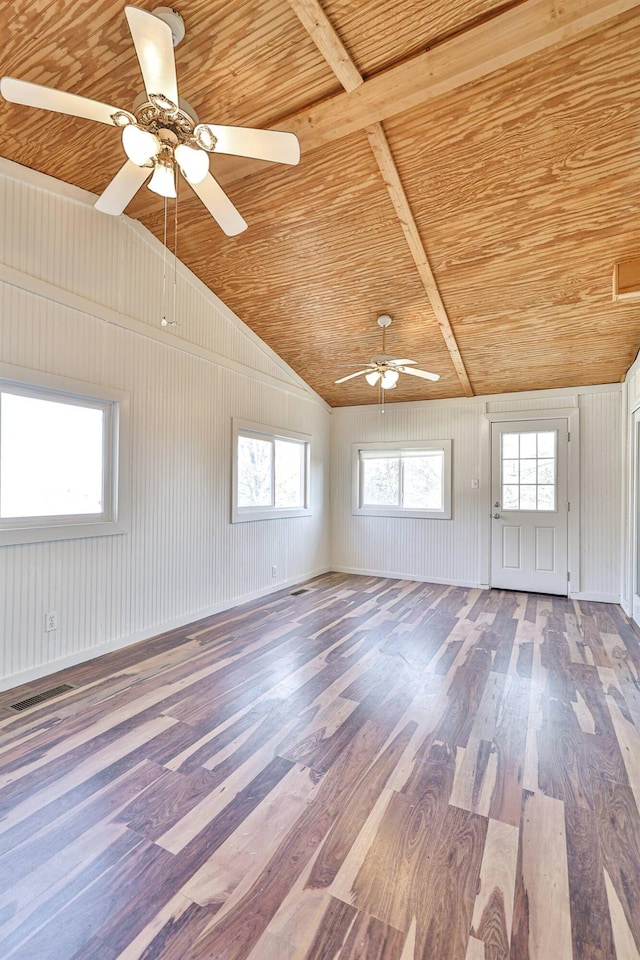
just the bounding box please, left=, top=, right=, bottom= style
left=334, top=369, right=371, bottom=384
left=186, top=172, right=248, bottom=236
left=391, top=359, right=417, bottom=366
left=198, top=124, right=300, bottom=166
left=125, top=6, right=179, bottom=107
left=398, top=366, right=440, bottom=382
left=95, top=160, right=151, bottom=215
left=0, top=77, right=123, bottom=125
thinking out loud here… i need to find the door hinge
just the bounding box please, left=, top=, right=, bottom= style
left=568, top=431, right=570, bottom=441
left=567, top=571, right=570, bottom=582
left=567, top=501, right=570, bottom=512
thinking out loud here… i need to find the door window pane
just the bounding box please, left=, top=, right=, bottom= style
left=501, top=430, right=556, bottom=512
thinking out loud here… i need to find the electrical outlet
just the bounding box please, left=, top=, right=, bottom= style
left=45, top=611, right=58, bottom=632
left=271, top=565, right=277, bottom=578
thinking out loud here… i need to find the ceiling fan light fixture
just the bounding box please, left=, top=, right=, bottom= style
left=365, top=370, right=381, bottom=386
left=147, top=157, right=176, bottom=198
left=380, top=369, right=399, bottom=389
left=175, top=143, right=209, bottom=183
left=122, top=123, right=161, bottom=165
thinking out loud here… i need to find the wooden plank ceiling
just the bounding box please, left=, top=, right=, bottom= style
left=1, top=0, right=639, bottom=405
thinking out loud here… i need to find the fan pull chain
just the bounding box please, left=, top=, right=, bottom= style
left=161, top=195, right=168, bottom=326
left=172, top=172, right=178, bottom=327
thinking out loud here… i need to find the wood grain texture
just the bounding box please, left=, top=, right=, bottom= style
left=0, top=573, right=639, bottom=957
left=0, top=1, right=639, bottom=405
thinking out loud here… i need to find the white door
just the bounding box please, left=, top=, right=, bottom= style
left=491, top=418, right=569, bottom=594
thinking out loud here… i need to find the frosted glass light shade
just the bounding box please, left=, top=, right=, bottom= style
left=122, top=124, right=161, bottom=166
left=175, top=143, right=209, bottom=184
left=365, top=370, right=381, bottom=386
left=381, top=370, right=399, bottom=389
left=148, top=159, right=176, bottom=198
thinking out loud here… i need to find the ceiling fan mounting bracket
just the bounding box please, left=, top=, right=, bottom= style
left=377, top=314, right=392, bottom=329
left=152, top=7, right=186, bottom=48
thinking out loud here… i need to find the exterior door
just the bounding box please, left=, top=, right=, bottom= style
left=491, top=418, right=569, bottom=594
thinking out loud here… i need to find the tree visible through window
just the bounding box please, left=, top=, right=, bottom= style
left=354, top=441, right=452, bottom=519
left=233, top=421, right=310, bottom=521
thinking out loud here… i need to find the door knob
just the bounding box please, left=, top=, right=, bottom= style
left=493, top=513, right=501, bottom=519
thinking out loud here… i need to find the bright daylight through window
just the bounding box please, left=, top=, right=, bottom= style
left=353, top=441, right=452, bottom=519
left=233, top=420, right=310, bottom=521
left=0, top=373, right=123, bottom=545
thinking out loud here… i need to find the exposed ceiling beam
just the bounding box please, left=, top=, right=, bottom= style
left=284, top=0, right=639, bottom=149
left=364, top=122, right=474, bottom=396
left=287, top=0, right=475, bottom=396
left=284, top=0, right=363, bottom=92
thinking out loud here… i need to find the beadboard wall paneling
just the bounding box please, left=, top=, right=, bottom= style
left=0, top=163, right=315, bottom=393
left=0, top=168, right=330, bottom=689
left=331, top=390, right=622, bottom=599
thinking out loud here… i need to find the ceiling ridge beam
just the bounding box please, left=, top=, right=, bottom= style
left=287, top=0, right=475, bottom=396
left=283, top=0, right=639, bottom=151
left=364, top=122, right=474, bottom=397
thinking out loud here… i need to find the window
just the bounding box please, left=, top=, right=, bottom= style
left=232, top=419, right=311, bottom=521
left=353, top=440, right=452, bottom=519
left=501, top=430, right=556, bottom=511
left=0, top=365, right=126, bottom=545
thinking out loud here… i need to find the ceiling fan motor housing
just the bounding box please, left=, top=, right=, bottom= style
left=152, top=7, right=186, bottom=47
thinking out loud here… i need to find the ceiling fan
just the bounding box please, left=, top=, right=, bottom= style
left=0, top=6, right=300, bottom=236
left=335, top=315, right=440, bottom=390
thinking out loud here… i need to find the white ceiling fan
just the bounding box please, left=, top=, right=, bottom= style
left=335, top=315, right=440, bottom=390
left=0, top=6, right=300, bottom=236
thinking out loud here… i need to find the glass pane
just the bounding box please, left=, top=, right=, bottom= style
left=502, top=459, right=519, bottom=483
left=502, top=434, right=519, bottom=458
left=537, top=432, right=555, bottom=457
left=275, top=439, right=304, bottom=508
left=537, top=459, right=555, bottom=484
left=363, top=458, right=400, bottom=506
left=519, top=433, right=537, bottom=458
left=519, top=459, right=537, bottom=484
left=499, top=428, right=558, bottom=513
left=237, top=435, right=272, bottom=507
left=537, top=485, right=555, bottom=510
left=1, top=393, right=104, bottom=518
left=503, top=485, right=519, bottom=509
left=403, top=454, right=443, bottom=509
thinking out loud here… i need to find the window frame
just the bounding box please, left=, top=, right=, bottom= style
left=0, top=363, right=128, bottom=546
left=352, top=440, right=452, bottom=520
left=231, top=418, right=311, bottom=523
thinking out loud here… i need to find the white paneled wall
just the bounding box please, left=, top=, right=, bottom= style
left=0, top=164, right=330, bottom=688
left=331, top=389, right=622, bottom=600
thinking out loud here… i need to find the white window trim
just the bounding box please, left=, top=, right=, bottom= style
left=0, top=362, right=129, bottom=546
left=231, top=418, right=311, bottom=523
left=352, top=439, right=452, bottom=520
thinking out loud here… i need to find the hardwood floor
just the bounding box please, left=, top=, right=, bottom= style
left=1, top=573, right=640, bottom=959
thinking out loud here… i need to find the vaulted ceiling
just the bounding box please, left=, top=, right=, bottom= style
left=1, top=0, right=639, bottom=405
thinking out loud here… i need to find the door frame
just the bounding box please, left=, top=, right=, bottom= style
left=480, top=407, right=581, bottom=594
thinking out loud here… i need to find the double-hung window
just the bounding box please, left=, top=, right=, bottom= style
left=353, top=440, right=452, bottom=519
left=232, top=419, right=311, bottom=522
left=0, top=364, right=126, bottom=545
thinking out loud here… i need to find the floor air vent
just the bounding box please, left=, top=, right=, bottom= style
left=9, top=683, right=75, bottom=712
left=290, top=588, right=310, bottom=596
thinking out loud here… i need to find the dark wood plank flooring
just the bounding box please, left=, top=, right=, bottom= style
left=1, top=573, right=640, bottom=959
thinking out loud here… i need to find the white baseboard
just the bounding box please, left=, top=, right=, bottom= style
left=0, top=567, right=330, bottom=693
left=330, top=565, right=484, bottom=590
left=569, top=591, right=620, bottom=604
